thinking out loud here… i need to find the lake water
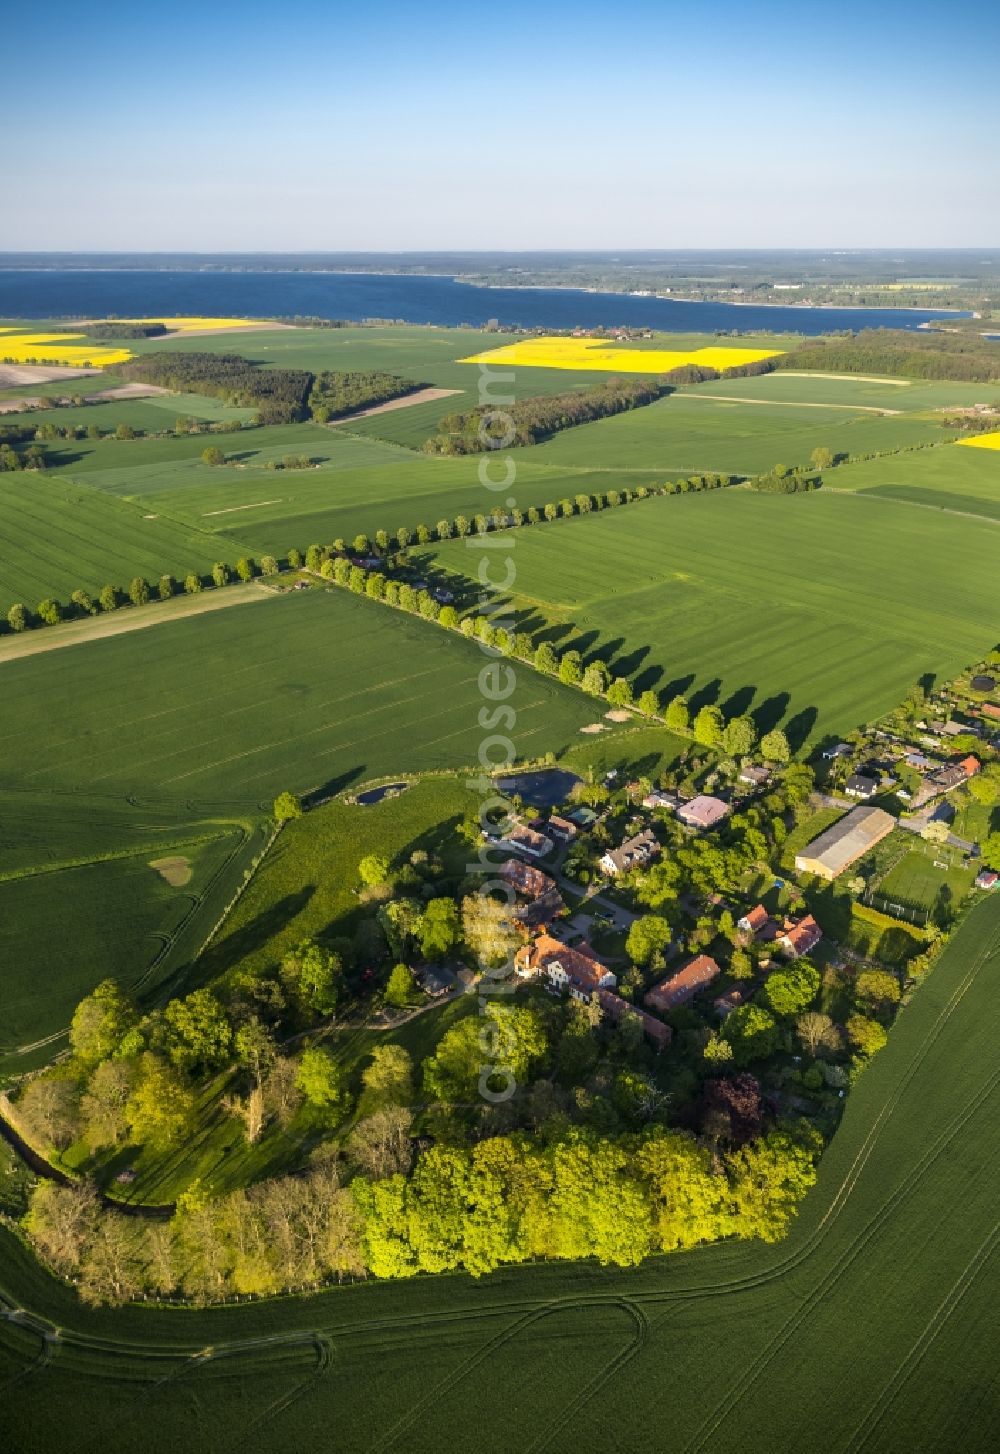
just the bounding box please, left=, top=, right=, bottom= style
left=0, top=269, right=967, bottom=335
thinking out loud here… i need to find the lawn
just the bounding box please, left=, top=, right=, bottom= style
left=422, top=489, right=1000, bottom=744
left=202, top=777, right=478, bottom=983
left=2, top=893, right=1000, bottom=1453
left=0, top=587, right=608, bottom=805
left=877, top=844, right=975, bottom=915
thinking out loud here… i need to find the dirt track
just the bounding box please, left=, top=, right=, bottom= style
left=0, top=583, right=271, bottom=664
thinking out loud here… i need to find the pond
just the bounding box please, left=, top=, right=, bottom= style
left=496, top=769, right=581, bottom=807
left=356, top=782, right=409, bottom=805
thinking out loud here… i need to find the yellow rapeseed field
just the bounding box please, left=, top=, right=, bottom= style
left=111, top=317, right=262, bottom=332
left=957, top=431, right=1000, bottom=451
left=0, top=329, right=132, bottom=367
left=459, top=335, right=784, bottom=374
left=0, top=318, right=260, bottom=371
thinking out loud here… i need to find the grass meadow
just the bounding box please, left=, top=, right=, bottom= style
left=0, top=587, right=607, bottom=804
left=692, top=370, right=1000, bottom=412
left=2, top=893, right=999, bottom=1453
left=424, top=488, right=1000, bottom=743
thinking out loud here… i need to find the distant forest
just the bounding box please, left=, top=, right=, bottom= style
left=119, top=352, right=314, bottom=423
left=776, top=329, right=1000, bottom=382
left=308, top=371, right=423, bottom=422
left=77, top=322, right=169, bottom=339
left=424, top=376, right=667, bottom=454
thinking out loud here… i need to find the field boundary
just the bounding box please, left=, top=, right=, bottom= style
left=0, top=582, right=271, bottom=663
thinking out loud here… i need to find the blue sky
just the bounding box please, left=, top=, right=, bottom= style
left=3, top=0, right=998, bottom=249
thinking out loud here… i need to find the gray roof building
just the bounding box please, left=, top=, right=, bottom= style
left=794, top=806, right=895, bottom=881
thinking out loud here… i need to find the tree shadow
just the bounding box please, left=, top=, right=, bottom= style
left=689, top=678, right=723, bottom=714
left=785, top=706, right=819, bottom=752
left=720, top=683, right=756, bottom=720
left=303, top=766, right=366, bottom=808
left=659, top=672, right=696, bottom=703
left=190, top=886, right=317, bottom=986
left=753, top=692, right=790, bottom=734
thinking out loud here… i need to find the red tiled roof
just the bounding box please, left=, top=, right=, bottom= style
left=778, top=914, right=823, bottom=957
left=959, top=756, right=981, bottom=777
left=645, top=955, right=721, bottom=1012
left=498, top=859, right=557, bottom=901
left=740, top=904, right=770, bottom=935
left=597, top=989, right=672, bottom=1047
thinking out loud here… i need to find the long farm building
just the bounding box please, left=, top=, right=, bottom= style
left=794, top=806, right=896, bottom=881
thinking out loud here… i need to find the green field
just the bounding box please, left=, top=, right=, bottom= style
left=0, top=471, right=231, bottom=605
left=692, top=369, right=1000, bottom=412
left=203, top=776, right=476, bottom=982
left=0, top=587, right=607, bottom=803
left=500, top=392, right=953, bottom=475
left=829, top=439, right=1000, bottom=517
left=424, top=489, right=1000, bottom=743
left=0, top=790, right=265, bottom=1066
left=2, top=892, right=999, bottom=1453
left=878, top=843, right=977, bottom=914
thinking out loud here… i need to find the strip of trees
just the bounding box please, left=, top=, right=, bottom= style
left=308, top=371, right=424, bottom=421
left=423, top=377, right=668, bottom=454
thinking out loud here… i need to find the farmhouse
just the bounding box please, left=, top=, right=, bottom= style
left=596, top=989, right=672, bottom=1051
left=489, top=823, right=553, bottom=859
left=676, top=795, right=730, bottom=831
left=738, top=904, right=773, bottom=941
left=645, top=955, right=721, bottom=1013
left=515, top=932, right=616, bottom=1001
left=600, top=829, right=660, bottom=876
left=794, top=806, right=895, bottom=881
left=777, top=914, right=823, bottom=958
left=845, top=773, right=879, bottom=800
left=497, top=860, right=563, bottom=924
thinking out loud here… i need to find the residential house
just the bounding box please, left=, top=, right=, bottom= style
left=914, top=755, right=980, bottom=808
left=600, top=829, right=660, bottom=877
left=903, top=750, right=936, bottom=773
left=645, top=955, right=721, bottom=1012
left=822, top=743, right=853, bottom=760
left=643, top=789, right=681, bottom=811
left=975, top=870, right=998, bottom=890
left=488, top=823, right=553, bottom=859
left=845, top=773, right=879, bottom=800
left=676, top=795, right=730, bottom=831
left=547, top=815, right=578, bottom=843
left=738, top=764, right=771, bottom=789
left=515, top=933, right=616, bottom=1002
left=981, top=703, right=1000, bottom=723
left=794, top=806, right=895, bottom=881
left=776, top=914, right=823, bottom=958
left=737, top=904, right=773, bottom=941
left=596, top=989, right=672, bottom=1051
